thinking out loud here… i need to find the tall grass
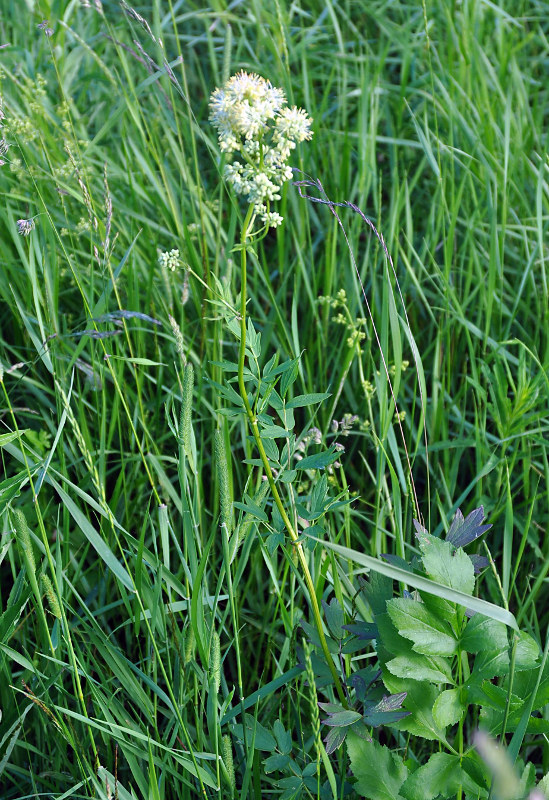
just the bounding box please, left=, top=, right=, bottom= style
left=0, top=1, right=548, bottom=798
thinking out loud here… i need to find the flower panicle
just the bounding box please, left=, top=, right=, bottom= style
left=209, top=71, right=313, bottom=228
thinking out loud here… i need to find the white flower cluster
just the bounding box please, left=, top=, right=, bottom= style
left=209, top=71, right=313, bottom=228
left=158, top=248, right=180, bottom=272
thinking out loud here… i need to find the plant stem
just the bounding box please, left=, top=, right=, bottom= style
left=237, top=204, right=347, bottom=708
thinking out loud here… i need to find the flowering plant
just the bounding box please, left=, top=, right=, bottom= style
left=209, top=72, right=348, bottom=706
left=209, top=71, right=312, bottom=228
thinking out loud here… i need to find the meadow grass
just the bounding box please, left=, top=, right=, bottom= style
left=0, top=1, right=548, bottom=798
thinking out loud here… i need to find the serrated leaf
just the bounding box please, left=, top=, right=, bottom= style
left=461, top=614, right=508, bottom=653
left=347, top=733, right=407, bottom=800
left=421, top=538, right=475, bottom=596
left=363, top=694, right=410, bottom=728
left=324, top=726, right=347, bottom=754
left=391, top=682, right=448, bottom=742
left=387, top=598, right=458, bottom=656
left=285, top=392, right=331, bottom=409
left=432, top=688, right=465, bottom=728
left=446, top=506, right=492, bottom=548
left=310, top=537, right=518, bottom=631
left=386, top=653, right=454, bottom=685
left=322, top=709, right=362, bottom=727
left=473, top=631, right=540, bottom=680
left=362, top=573, right=394, bottom=617
left=318, top=702, right=344, bottom=714
left=297, top=447, right=339, bottom=471
left=400, top=753, right=469, bottom=800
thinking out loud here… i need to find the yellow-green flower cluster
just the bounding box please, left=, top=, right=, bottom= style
left=209, top=71, right=313, bottom=228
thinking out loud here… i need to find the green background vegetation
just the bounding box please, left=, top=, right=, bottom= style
left=0, top=0, right=548, bottom=797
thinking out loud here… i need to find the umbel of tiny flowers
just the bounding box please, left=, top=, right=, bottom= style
left=209, top=71, right=313, bottom=229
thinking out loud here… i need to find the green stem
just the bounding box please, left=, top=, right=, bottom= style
left=237, top=205, right=347, bottom=708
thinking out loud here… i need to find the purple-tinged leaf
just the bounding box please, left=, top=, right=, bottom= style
left=446, top=506, right=492, bottom=548
left=363, top=694, right=411, bottom=728
left=469, top=554, right=490, bottom=574
left=342, top=622, right=378, bottom=640
left=324, top=726, right=348, bottom=754
left=373, top=692, right=408, bottom=712
left=322, top=709, right=362, bottom=727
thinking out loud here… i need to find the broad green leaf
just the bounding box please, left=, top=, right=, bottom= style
left=310, top=538, right=518, bottom=631
left=387, top=598, right=458, bottom=656
left=400, top=753, right=460, bottom=800
left=386, top=653, right=454, bottom=685
left=266, top=531, right=284, bottom=555
left=363, top=694, right=410, bottom=728
left=280, top=358, right=299, bottom=397
left=361, top=572, right=393, bottom=617
left=379, top=680, right=448, bottom=742
left=347, top=733, right=407, bottom=800
left=297, top=447, right=339, bottom=471
left=264, top=753, right=290, bottom=773
left=420, top=537, right=475, bottom=596
left=279, top=469, right=297, bottom=482
left=232, top=715, right=277, bottom=751
left=285, top=392, right=331, bottom=409
left=323, top=597, right=345, bottom=640
left=432, top=688, right=465, bottom=728
left=260, top=424, right=291, bottom=439
left=461, top=614, right=508, bottom=653
left=233, top=501, right=268, bottom=522
left=400, top=752, right=487, bottom=800
left=273, top=719, right=292, bottom=755
left=277, top=776, right=302, bottom=799
left=473, top=631, right=540, bottom=680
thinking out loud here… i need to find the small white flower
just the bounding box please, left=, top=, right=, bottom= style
left=261, top=210, right=283, bottom=228
left=209, top=71, right=313, bottom=228
left=274, top=106, right=313, bottom=143
left=158, top=248, right=180, bottom=272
